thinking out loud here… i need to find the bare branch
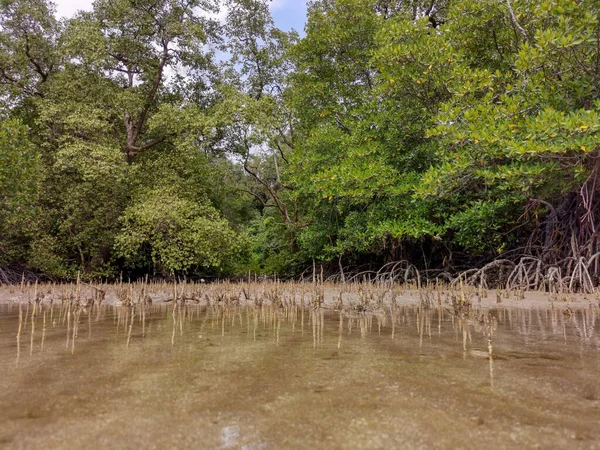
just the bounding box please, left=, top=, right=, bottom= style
left=505, top=0, right=528, bottom=42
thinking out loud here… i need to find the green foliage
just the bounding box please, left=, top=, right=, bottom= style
left=0, top=118, right=37, bottom=206
left=115, top=187, right=243, bottom=274
left=1, top=0, right=599, bottom=278
left=0, top=118, right=39, bottom=264
left=286, top=0, right=450, bottom=262
left=245, top=213, right=303, bottom=276
left=0, top=0, right=58, bottom=103
left=417, top=0, right=600, bottom=254
left=284, top=0, right=600, bottom=265
left=0, top=0, right=257, bottom=278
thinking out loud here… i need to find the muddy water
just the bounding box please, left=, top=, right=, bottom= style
left=0, top=304, right=599, bottom=449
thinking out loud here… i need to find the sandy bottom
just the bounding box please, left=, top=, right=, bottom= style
left=0, top=302, right=599, bottom=449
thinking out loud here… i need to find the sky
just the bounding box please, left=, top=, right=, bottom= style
left=53, top=0, right=308, bottom=33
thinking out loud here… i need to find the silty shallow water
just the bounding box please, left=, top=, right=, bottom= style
left=0, top=303, right=599, bottom=449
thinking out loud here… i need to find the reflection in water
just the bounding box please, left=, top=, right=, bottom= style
left=28, top=303, right=597, bottom=345
left=7, top=302, right=600, bottom=384
left=0, top=302, right=599, bottom=449
left=15, top=304, right=22, bottom=367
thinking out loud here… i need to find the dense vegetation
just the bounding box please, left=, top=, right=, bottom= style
left=1, top=0, right=599, bottom=281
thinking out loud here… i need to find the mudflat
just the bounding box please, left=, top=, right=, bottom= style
left=0, top=282, right=597, bottom=310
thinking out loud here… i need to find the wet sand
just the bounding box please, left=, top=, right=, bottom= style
left=0, top=283, right=597, bottom=310
left=0, top=302, right=599, bottom=449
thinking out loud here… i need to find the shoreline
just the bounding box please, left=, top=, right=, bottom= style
left=0, top=284, right=598, bottom=311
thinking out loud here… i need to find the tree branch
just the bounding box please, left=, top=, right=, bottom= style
left=22, top=31, right=49, bottom=83
left=505, top=0, right=528, bottom=42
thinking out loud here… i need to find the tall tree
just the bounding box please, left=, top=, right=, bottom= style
left=0, top=0, right=58, bottom=104
left=420, top=0, right=600, bottom=261
left=285, top=0, right=451, bottom=266
left=61, top=0, right=219, bottom=161
left=220, top=0, right=303, bottom=271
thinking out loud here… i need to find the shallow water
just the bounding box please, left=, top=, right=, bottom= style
left=0, top=303, right=599, bottom=449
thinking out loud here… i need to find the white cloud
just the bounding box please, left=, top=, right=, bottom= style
left=53, top=0, right=306, bottom=22
left=203, top=1, right=290, bottom=23
left=54, top=0, right=94, bottom=18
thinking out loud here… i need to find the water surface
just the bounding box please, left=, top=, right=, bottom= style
left=0, top=304, right=599, bottom=449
